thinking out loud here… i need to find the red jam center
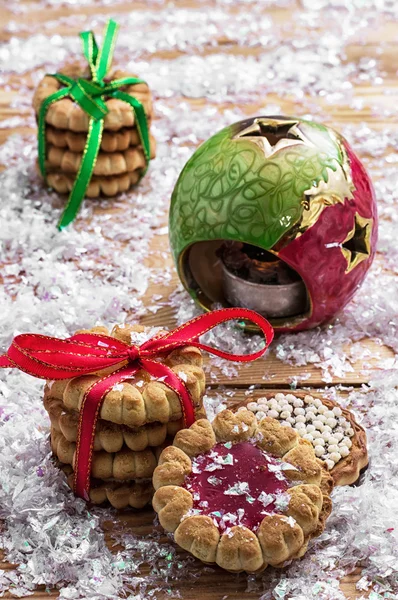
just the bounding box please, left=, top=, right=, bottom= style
left=184, top=441, right=290, bottom=532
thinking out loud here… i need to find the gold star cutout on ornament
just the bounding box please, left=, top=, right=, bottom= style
left=237, top=117, right=300, bottom=141
left=341, top=213, right=373, bottom=273
left=235, top=118, right=303, bottom=156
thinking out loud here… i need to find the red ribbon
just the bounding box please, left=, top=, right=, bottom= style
left=0, top=308, right=273, bottom=500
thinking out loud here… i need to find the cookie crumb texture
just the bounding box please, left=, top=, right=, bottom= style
left=246, top=393, right=368, bottom=486
left=152, top=409, right=333, bottom=572
left=44, top=323, right=206, bottom=508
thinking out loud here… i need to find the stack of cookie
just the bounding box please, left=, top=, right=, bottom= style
left=44, top=323, right=206, bottom=509
left=33, top=63, right=156, bottom=197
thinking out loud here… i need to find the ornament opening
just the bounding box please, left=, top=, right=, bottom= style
left=170, top=116, right=377, bottom=332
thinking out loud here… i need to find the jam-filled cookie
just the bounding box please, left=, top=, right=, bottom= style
left=153, top=408, right=333, bottom=572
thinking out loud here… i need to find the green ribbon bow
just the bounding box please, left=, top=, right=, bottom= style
left=38, top=19, right=151, bottom=230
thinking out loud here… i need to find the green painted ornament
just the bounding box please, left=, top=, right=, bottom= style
left=169, top=116, right=377, bottom=332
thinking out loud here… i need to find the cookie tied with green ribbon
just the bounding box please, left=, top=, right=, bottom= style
left=33, top=19, right=154, bottom=230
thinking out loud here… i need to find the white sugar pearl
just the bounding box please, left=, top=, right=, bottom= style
left=304, top=395, right=314, bottom=404
left=324, top=410, right=334, bottom=419
left=294, top=407, right=305, bottom=416
left=306, top=424, right=316, bottom=433
left=314, top=437, right=325, bottom=446
left=340, top=446, right=350, bottom=457
left=328, top=436, right=339, bottom=446
left=268, top=410, right=279, bottom=419
left=325, top=459, right=335, bottom=470
left=334, top=432, right=344, bottom=442
left=295, top=415, right=306, bottom=424
left=287, top=416, right=295, bottom=425
left=320, top=425, right=332, bottom=433
left=329, top=452, right=341, bottom=463
left=317, top=405, right=328, bottom=415
left=294, top=423, right=306, bottom=432
left=286, top=394, right=296, bottom=402
left=328, top=444, right=339, bottom=453
left=346, top=428, right=355, bottom=436
left=313, top=398, right=322, bottom=408
left=293, top=398, right=304, bottom=408
left=317, top=414, right=327, bottom=423
left=275, top=393, right=285, bottom=402
left=279, top=411, right=291, bottom=419
left=281, top=404, right=293, bottom=414
left=256, top=411, right=266, bottom=420
left=315, top=446, right=325, bottom=457
left=305, top=410, right=317, bottom=420
left=343, top=438, right=352, bottom=448
left=313, top=420, right=323, bottom=430
left=247, top=402, right=259, bottom=411
left=333, top=407, right=342, bottom=417
left=303, top=433, right=314, bottom=442
left=322, top=432, right=331, bottom=441
left=258, top=397, right=268, bottom=406
left=326, top=418, right=337, bottom=428
left=268, top=400, right=279, bottom=410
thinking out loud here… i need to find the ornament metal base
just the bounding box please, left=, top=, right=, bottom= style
left=221, top=263, right=308, bottom=319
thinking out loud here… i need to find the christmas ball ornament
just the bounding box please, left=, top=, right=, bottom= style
left=169, top=116, right=377, bottom=332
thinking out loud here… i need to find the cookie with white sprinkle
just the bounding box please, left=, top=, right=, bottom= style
left=244, top=392, right=368, bottom=486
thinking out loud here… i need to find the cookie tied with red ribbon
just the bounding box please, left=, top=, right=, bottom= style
left=0, top=308, right=274, bottom=509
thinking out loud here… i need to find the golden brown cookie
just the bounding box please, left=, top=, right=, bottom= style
left=152, top=408, right=333, bottom=573
left=243, top=392, right=368, bottom=486
left=60, top=463, right=154, bottom=509
left=43, top=169, right=142, bottom=197
left=51, top=427, right=164, bottom=481
left=43, top=323, right=206, bottom=429
left=33, top=63, right=153, bottom=132
left=45, top=125, right=153, bottom=153
left=45, top=394, right=184, bottom=453
left=44, top=144, right=152, bottom=176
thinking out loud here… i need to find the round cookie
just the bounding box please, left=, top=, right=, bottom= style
left=244, top=393, right=368, bottom=486
left=45, top=394, right=185, bottom=453
left=43, top=169, right=142, bottom=197
left=60, top=463, right=154, bottom=509
left=43, top=323, right=206, bottom=429
left=152, top=408, right=333, bottom=573
left=46, top=126, right=154, bottom=153
left=44, top=144, right=153, bottom=176
left=33, top=63, right=153, bottom=132
left=51, top=427, right=165, bottom=481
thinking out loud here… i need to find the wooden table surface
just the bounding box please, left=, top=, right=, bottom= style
left=0, top=1, right=396, bottom=598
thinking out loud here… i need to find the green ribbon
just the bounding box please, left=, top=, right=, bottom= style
left=38, top=19, right=151, bottom=230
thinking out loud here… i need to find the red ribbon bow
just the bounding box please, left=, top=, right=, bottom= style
left=0, top=308, right=273, bottom=500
